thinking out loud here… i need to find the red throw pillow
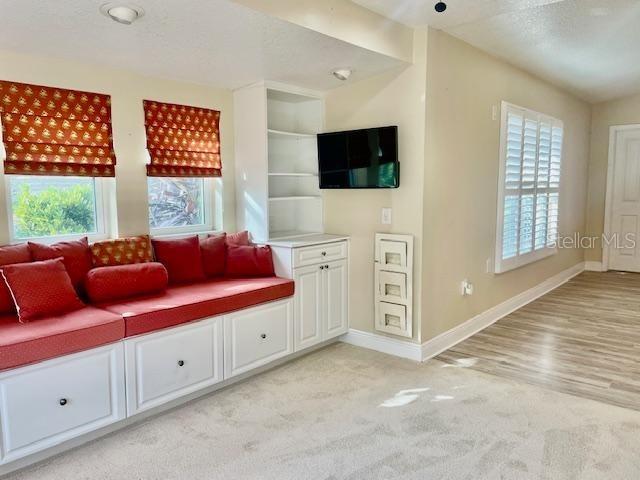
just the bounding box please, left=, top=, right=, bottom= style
left=28, top=237, right=92, bottom=293
left=0, top=244, right=32, bottom=314
left=85, top=262, right=169, bottom=303
left=1, top=258, right=85, bottom=322
left=91, top=235, right=154, bottom=267
left=225, top=245, right=275, bottom=277
left=201, top=233, right=227, bottom=277
left=226, top=231, right=250, bottom=246
left=151, top=236, right=206, bottom=284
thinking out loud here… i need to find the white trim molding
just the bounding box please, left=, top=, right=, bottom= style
left=341, top=262, right=585, bottom=363
left=421, top=262, right=584, bottom=360
left=585, top=261, right=604, bottom=272
left=340, top=329, right=422, bottom=362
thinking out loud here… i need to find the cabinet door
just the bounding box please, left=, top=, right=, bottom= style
left=293, top=264, right=324, bottom=351
left=324, top=259, right=348, bottom=338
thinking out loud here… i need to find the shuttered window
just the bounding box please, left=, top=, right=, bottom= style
left=495, top=102, right=563, bottom=273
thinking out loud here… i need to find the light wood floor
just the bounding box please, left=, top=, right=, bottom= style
left=437, top=271, right=640, bottom=411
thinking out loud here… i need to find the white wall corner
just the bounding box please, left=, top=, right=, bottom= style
left=340, top=329, right=422, bottom=362
left=420, top=262, right=585, bottom=361
left=584, top=261, right=604, bottom=272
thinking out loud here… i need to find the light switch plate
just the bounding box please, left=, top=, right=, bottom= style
left=381, top=208, right=392, bottom=225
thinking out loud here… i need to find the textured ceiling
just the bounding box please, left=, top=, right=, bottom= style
left=353, top=0, right=640, bottom=102
left=0, top=0, right=405, bottom=91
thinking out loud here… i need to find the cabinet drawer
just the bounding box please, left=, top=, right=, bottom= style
left=0, top=344, right=125, bottom=463
left=293, top=241, right=347, bottom=268
left=224, top=299, right=293, bottom=378
left=125, top=317, right=223, bottom=415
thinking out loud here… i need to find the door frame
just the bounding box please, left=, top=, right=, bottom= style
left=603, top=124, right=640, bottom=271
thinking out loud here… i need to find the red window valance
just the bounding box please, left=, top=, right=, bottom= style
left=143, top=100, right=221, bottom=177
left=0, top=80, right=116, bottom=177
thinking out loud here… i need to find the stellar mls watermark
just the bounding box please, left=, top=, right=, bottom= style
left=552, top=233, right=636, bottom=249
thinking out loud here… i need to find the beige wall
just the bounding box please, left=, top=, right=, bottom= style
left=586, top=93, right=640, bottom=263
left=421, top=30, right=591, bottom=340
left=323, top=30, right=428, bottom=342
left=0, top=50, right=236, bottom=243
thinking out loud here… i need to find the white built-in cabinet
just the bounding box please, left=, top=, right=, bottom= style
left=234, top=82, right=324, bottom=242
left=271, top=237, right=349, bottom=351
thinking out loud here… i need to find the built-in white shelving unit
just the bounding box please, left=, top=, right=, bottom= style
left=234, top=82, right=324, bottom=242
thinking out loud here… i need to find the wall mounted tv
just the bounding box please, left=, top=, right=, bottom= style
left=317, top=126, right=399, bottom=189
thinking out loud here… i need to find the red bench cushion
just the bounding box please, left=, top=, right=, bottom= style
left=0, top=307, right=124, bottom=371
left=100, top=277, right=295, bottom=337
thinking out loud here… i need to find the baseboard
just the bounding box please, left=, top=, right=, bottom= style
left=340, top=329, right=422, bottom=361
left=585, top=261, right=604, bottom=272
left=420, top=261, right=585, bottom=361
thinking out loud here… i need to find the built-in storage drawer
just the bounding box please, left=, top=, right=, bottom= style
left=224, top=298, right=293, bottom=378
left=0, top=344, right=125, bottom=464
left=125, top=317, right=223, bottom=415
left=377, top=302, right=408, bottom=334
left=293, top=241, right=347, bottom=268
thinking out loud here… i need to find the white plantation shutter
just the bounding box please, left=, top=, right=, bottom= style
left=495, top=102, right=563, bottom=273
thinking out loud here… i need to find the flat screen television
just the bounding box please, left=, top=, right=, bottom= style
left=317, top=126, right=399, bottom=189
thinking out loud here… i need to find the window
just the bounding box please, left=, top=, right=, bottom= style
left=6, top=175, right=109, bottom=242
left=495, top=102, right=563, bottom=273
left=148, top=177, right=215, bottom=234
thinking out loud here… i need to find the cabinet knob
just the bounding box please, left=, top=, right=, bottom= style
left=59, top=398, right=68, bottom=406
left=325, top=264, right=329, bottom=269
left=320, top=265, right=324, bottom=270
left=321, top=251, right=327, bottom=256
left=178, top=360, right=185, bottom=367
left=260, top=333, right=267, bottom=339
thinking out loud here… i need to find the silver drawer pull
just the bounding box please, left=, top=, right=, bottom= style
left=59, top=398, right=68, bottom=406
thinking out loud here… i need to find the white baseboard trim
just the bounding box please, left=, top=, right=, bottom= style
left=420, top=261, right=585, bottom=361
left=585, top=261, right=604, bottom=272
left=341, top=262, right=585, bottom=363
left=340, top=329, right=422, bottom=361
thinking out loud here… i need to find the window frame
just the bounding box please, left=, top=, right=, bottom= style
left=494, top=101, right=564, bottom=273
left=147, top=177, right=218, bottom=237
left=4, top=175, right=114, bottom=244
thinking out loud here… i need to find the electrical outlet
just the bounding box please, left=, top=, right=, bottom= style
left=461, top=279, right=474, bottom=296
left=381, top=208, right=392, bottom=225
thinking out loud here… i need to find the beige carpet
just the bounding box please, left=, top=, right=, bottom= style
left=7, top=343, right=640, bottom=479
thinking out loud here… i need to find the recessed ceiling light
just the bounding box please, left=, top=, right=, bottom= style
left=332, top=68, right=352, bottom=81
left=100, top=3, right=144, bottom=25
left=434, top=2, right=447, bottom=13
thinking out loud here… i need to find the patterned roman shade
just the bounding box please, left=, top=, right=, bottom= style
left=0, top=80, right=116, bottom=177
left=143, top=100, right=221, bottom=177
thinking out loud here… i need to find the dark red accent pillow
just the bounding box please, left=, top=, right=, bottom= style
left=151, top=236, right=206, bottom=284
left=226, top=231, right=250, bottom=246
left=85, top=262, right=169, bottom=303
left=1, top=258, right=85, bottom=322
left=28, top=237, right=92, bottom=293
left=201, top=233, right=227, bottom=277
left=0, top=244, right=32, bottom=314
left=225, top=245, right=275, bottom=278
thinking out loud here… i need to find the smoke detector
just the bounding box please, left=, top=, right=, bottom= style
left=100, top=3, right=144, bottom=25
left=332, top=68, right=352, bottom=81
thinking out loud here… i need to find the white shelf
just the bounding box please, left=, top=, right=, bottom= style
left=268, top=129, right=317, bottom=138
left=269, top=196, right=321, bottom=202
left=268, top=172, right=318, bottom=177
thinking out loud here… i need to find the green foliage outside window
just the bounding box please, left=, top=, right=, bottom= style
left=12, top=183, right=96, bottom=238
